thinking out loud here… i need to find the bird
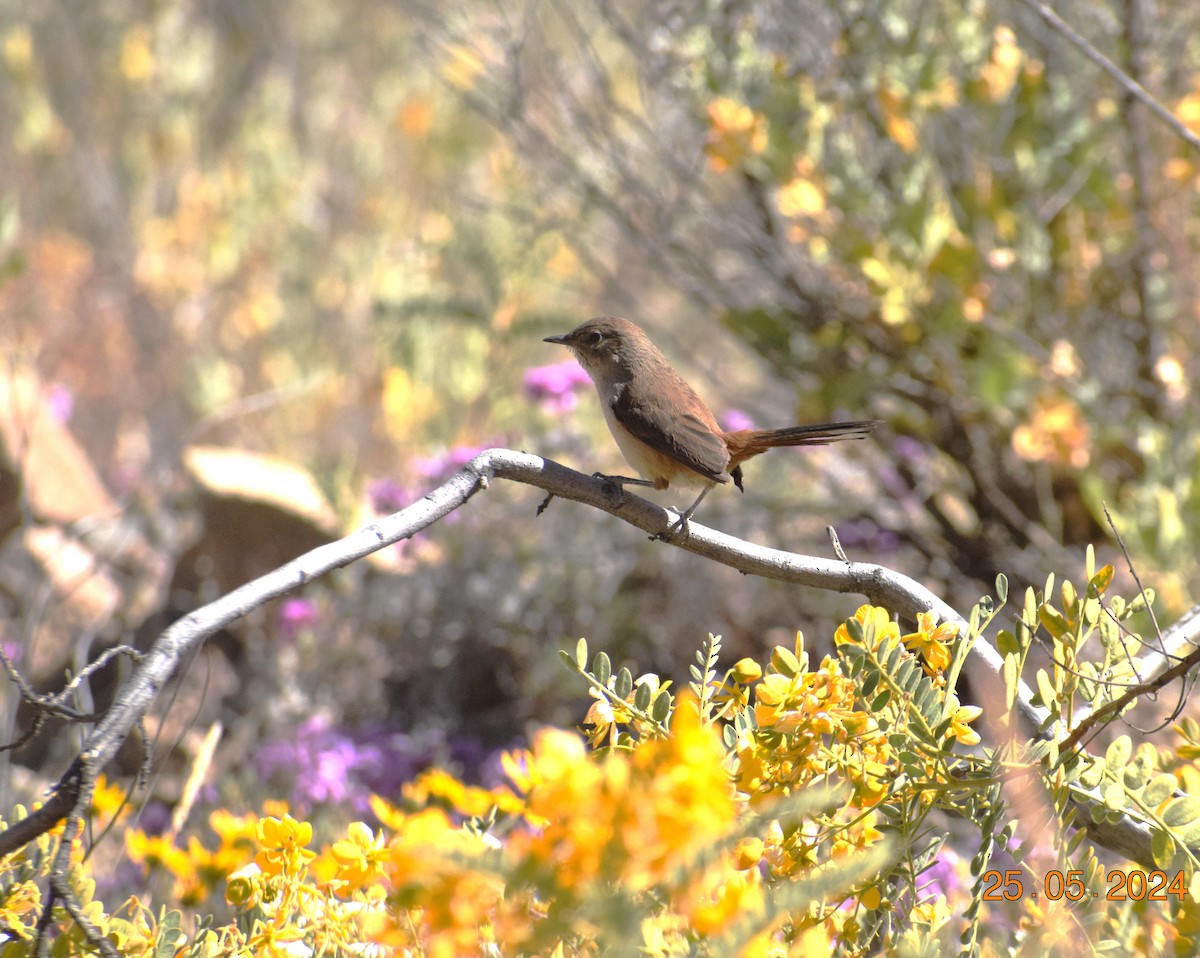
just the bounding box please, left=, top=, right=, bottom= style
left=543, top=316, right=878, bottom=533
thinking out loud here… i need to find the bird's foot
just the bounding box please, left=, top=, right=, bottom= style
left=650, top=508, right=692, bottom=542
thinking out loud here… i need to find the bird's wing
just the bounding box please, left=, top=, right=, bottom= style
left=611, top=382, right=730, bottom=483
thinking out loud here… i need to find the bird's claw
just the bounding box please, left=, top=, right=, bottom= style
left=650, top=510, right=692, bottom=542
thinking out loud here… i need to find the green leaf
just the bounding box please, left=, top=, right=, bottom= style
left=1183, top=818, right=1200, bottom=847
left=614, top=667, right=633, bottom=700
left=1076, top=662, right=1097, bottom=702
left=156, top=930, right=185, bottom=958
left=1003, top=654, right=1019, bottom=709
left=1163, top=796, right=1200, bottom=828
left=1143, top=774, right=1177, bottom=807
left=633, top=680, right=651, bottom=711
left=1102, top=781, right=1125, bottom=811
left=1077, top=758, right=1105, bottom=789
left=575, top=638, right=588, bottom=669
left=1039, top=604, right=1069, bottom=640
left=915, top=685, right=940, bottom=722
left=995, top=573, right=1009, bottom=604
left=771, top=646, right=802, bottom=678
left=1023, top=587, right=1038, bottom=622
left=1123, top=754, right=1152, bottom=791
left=1152, top=829, right=1176, bottom=870
left=593, top=652, right=611, bottom=686
left=996, top=629, right=1019, bottom=656
left=1128, top=589, right=1155, bottom=613
left=899, top=750, right=923, bottom=772
left=1105, top=735, right=1132, bottom=769
left=1035, top=668, right=1057, bottom=708
left=652, top=691, right=671, bottom=723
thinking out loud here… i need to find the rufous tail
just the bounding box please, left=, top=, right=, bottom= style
left=724, top=419, right=879, bottom=469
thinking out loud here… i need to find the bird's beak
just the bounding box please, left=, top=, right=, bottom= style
left=543, top=332, right=571, bottom=345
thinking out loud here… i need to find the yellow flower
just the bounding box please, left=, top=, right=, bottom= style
left=945, top=694, right=983, bottom=746
left=583, top=695, right=619, bottom=748
left=681, top=867, right=764, bottom=936
left=247, top=918, right=308, bottom=958
left=902, top=610, right=959, bottom=674
left=330, top=822, right=389, bottom=891
left=126, top=830, right=195, bottom=882
left=777, top=174, right=826, bottom=219
left=732, top=658, right=763, bottom=683
left=911, top=893, right=952, bottom=929
left=254, top=815, right=316, bottom=877
left=0, top=879, right=40, bottom=938
left=632, top=698, right=738, bottom=876
left=734, top=837, right=764, bottom=870
left=704, top=97, right=768, bottom=172
left=89, top=775, right=129, bottom=826
left=211, top=807, right=259, bottom=847
left=1012, top=392, right=1091, bottom=468
left=834, top=605, right=902, bottom=651
left=405, top=767, right=522, bottom=818
left=387, top=808, right=485, bottom=886
left=980, top=26, right=1024, bottom=101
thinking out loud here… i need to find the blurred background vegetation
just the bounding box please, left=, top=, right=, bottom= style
left=1, top=0, right=1198, bottom=832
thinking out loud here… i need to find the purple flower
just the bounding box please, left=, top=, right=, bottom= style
left=720, top=409, right=755, bottom=432
left=368, top=477, right=413, bottom=514
left=892, top=435, right=926, bottom=465
left=523, top=360, right=592, bottom=414
left=278, top=597, right=320, bottom=637
left=919, top=847, right=964, bottom=901
left=253, top=717, right=444, bottom=814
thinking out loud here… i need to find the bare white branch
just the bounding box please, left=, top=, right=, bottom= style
left=0, top=448, right=1165, bottom=869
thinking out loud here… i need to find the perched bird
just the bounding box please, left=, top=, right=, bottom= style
left=544, top=316, right=878, bottom=531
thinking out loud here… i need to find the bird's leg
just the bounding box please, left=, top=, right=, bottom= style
left=592, top=472, right=656, bottom=488
left=590, top=472, right=655, bottom=511
left=660, top=486, right=712, bottom=540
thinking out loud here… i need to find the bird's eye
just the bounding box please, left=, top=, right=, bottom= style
left=585, top=330, right=605, bottom=347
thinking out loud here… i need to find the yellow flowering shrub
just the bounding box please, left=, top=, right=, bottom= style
left=7, top=590, right=1188, bottom=956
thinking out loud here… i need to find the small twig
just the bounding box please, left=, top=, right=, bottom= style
left=1060, top=641, right=1200, bottom=754
left=1102, top=502, right=1164, bottom=645
left=0, top=645, right=144, bottom=749
left=827, top=525, right=849, bottom=562
left=1137, top=604, right=1200, bottom=682
left=1014, top=0, right=1200, bottom=154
